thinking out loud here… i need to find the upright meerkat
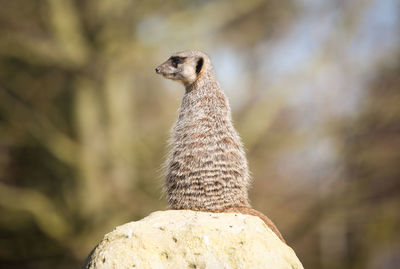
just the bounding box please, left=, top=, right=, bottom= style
left=156, top=50, right=285, bottom=242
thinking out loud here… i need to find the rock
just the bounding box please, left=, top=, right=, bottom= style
left=83, top=210, right=303, bottom=269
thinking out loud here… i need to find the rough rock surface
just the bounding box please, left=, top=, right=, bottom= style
left=83, top=210, right=303, bottom=269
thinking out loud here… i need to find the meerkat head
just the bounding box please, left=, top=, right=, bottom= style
left=155, top=50, right=211, bottom=87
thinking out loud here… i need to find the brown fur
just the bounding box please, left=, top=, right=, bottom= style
left=156, top=50, right=285, bottom=243
left=224, top=207, right=285, bottom=242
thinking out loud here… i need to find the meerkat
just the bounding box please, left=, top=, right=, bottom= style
left=156, top=50, right=285, bottom=242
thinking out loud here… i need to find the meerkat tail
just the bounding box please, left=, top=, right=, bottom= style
left=225, top=207, right=286, bottom=243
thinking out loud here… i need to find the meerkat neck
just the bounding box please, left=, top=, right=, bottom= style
left=186, top=68, right=217, bottom=93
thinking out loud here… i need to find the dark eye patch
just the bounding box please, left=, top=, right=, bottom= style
left=170, top=56, right=185, bottom=67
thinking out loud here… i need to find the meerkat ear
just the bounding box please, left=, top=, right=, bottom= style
left=196, top=57, right=204, bottom=74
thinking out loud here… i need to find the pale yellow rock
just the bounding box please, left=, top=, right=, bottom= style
left=83, top=210, right=303, bottom=269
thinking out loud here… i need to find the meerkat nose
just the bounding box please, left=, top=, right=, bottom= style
left=155, top=67, right=160, bottom=73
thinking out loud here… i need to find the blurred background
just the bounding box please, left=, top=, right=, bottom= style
left=0, top=0, right=399, bottom=268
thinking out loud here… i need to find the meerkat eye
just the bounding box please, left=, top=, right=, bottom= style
left=170, top=56, right=185, bottom=67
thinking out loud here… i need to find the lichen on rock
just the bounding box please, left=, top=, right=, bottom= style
left=83, top=210, right=303, bottom=269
